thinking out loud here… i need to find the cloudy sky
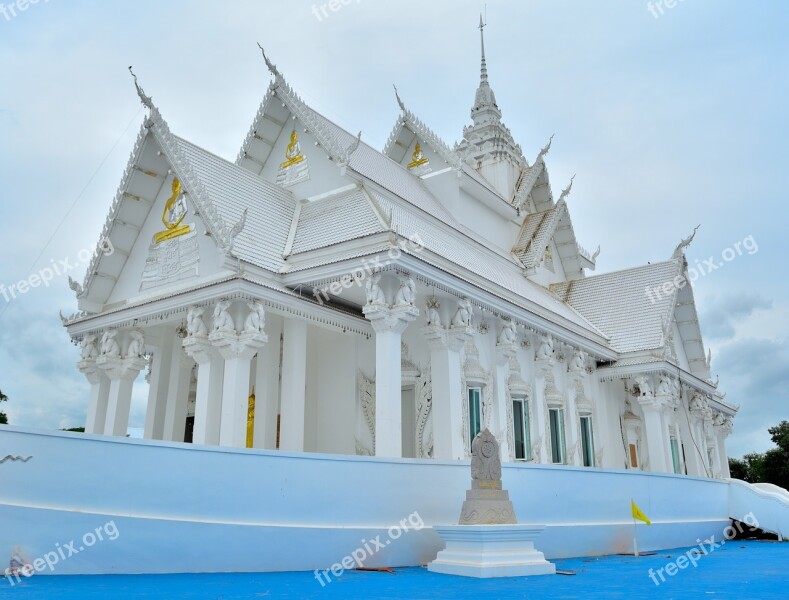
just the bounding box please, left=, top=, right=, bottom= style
left=0, top=0, right=786, bottom=458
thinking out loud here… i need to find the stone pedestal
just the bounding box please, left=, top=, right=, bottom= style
left=428, top=524, right=556, bottom=578
left=428, top=429, right=555, bottom=578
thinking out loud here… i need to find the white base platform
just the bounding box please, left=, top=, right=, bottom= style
left=428, top=524, right=556, bottom=578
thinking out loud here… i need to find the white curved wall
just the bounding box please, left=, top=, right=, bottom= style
left=0, top=426, right=740, bottom=575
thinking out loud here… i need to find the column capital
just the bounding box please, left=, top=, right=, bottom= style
left=77, top=358, right=101, bottom=384
left=96, top=356, right=147, bottom=381
left=635, top=395, right=668, bottom=412
left=182, top=335, right=215, bottom=364
left=209, top=330, right=268, bottom=361
left=495, top=343, right=517, bottom=366
left=423, top=324, right=473, bottom=352
left=364, top=304, right=419, bottom=335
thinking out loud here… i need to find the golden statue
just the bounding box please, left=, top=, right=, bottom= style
left=407, top=143, right=429, bottom=169
left=154, top=178, right=191, bottom=244
left=280, top=130, right=305, bottom=169
left=246, top=387, right=256, bottom=449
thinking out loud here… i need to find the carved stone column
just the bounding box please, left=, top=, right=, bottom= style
left=632, top=375, right=670, bottom=473
left=144, top=333, right=174, bottom=440
left=183, top=336, right=224, bottom=446
left=211, top=329, right=267, bottom=448
left=97, top=354, right=147, bottom=437
left=279, top=318, right=307, bottom=452
left=163, top=352, right=194, bottom=442
left=363, top=303, right=419, bottom=458
left=494, top=335, right=517, bottom=462
left=565, top=357, right=585, bottom=467
left=532, top=357, right=555, bottom=464
left=78, top=358, right=110, bottom=435
left=715, top=415, right=733, bottom=478
left=423, top=321, right=471, bottom=461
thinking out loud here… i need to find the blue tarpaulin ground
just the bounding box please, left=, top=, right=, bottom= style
left=1, top=540, right=786, bottom=599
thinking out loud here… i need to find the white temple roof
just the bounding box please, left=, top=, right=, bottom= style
left=550, top=259, right=681, bottom=353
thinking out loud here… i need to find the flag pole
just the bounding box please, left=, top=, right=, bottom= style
left=633, top=517, right=639, bottom=557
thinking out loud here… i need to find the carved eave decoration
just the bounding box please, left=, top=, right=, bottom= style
left=237, top=47, right=361, bottom=176
left=383, top=86, right=463, bottom=172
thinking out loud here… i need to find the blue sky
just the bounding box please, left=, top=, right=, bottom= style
left=0, top=0, right=786, bottom=458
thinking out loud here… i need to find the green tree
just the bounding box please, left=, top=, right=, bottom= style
left=729, top=421, right=789, bottom=489
left=0, top=389, right=7, bottom=425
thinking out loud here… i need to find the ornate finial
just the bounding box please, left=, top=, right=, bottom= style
left=558, top=174, right=576, bottom=203
left=257, top=43, right=282, bottom=80
left=393, top=84, right=406, bottom=112
left=538, top=134, right=554, bottom=160
left=592, top=245, right=601, bottom=261
left=672, top=224, right=701, bottom=259
left=340, top=131, right=362, bottom=166
left=68, top=276, right=83, bottom=296
left=128, top=66, right=154, bottom=110
left=229, top=208, right=248, bottom=247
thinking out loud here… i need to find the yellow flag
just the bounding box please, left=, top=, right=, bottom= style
left=631, top=499, right=651, bottom=525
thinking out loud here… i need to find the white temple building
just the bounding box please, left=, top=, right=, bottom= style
left=62, top=24, right=737, bottom=481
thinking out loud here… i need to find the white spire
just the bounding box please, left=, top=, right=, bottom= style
left=479, top=14, right=488, bottom=84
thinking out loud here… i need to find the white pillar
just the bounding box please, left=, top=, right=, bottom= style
left=494, top=345, right=516, bottom=462
left=279, top=319, right=307, bottom=452
left=79, top=361, right=110, bottom=435
left=183, top=337, right=224, bottom=446
left=211, top=330, right=267, bottom=448
left=163, top=353, right=194, bottom=442
left=254, top=317, right=282, bottom=449
left=144, top=334, right=174, bottom=440
left=637, top=397, right=671, bottom=473
left=716, top=424, right=732, bottom=478
left=97, top=356, right=146, bottom=437
left=424, top=326, right=470, bottom=461
left=532, top=363, right=553, bottom=464
left=565, top=376, right=583, bottom=467
left=364, top=305, right=419, bottom=458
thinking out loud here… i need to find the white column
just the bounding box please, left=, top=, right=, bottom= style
left=144, top=334, right=174, bottom=440
left=716, top=421, right=733, bottom=478
left=532, top=362, right=553, bottom=464
left=97, top=356, right=146, bottom=437
left=424, top=326, right=470, bottom=461
left=163, top=353, right=194, bottom=442
left=637, top=397, right=671, bottom=473
left=280, top=319, right=307, bottom=452
left=364, top=305, right=419, bottom=458
left=254, top=317, right=282, bottom=449
left=211, top=330, right=267, bottom=448
left=565, top=375, right=583, bottom=467
left=79, top=360, right=110, bottom=434
left=183, top=337, right=223, bottom=446
left=494, top=345, right=516, bottom=462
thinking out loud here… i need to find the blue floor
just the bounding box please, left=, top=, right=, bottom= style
left=1, top=540, right=786, bottom=599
